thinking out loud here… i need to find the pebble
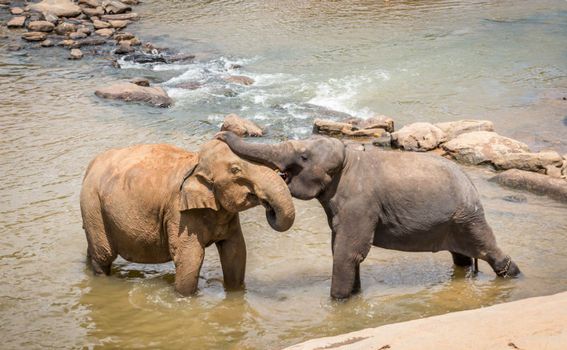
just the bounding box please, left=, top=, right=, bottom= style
left=27, top=21, right=56, bottom=32
left=69, top=48, right=84, bottom=60
left=93, top=20, right=111, bottom=29
left=109, top=20, right=130, bottom=29
left=22, top=32, right=48, bottom=42
left=95, top=28, right=115, bottom=37
left=40, top=39, right=54, bottom=47
left=10, top=7, right=24, bottom=15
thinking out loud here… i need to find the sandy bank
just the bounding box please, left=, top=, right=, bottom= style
left=284, top=292, right=567, bottom=350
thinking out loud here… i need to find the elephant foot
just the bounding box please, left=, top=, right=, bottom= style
left=451, top=252, right=473, bottom=267
left=88, top=257, right=112, bottom=275
left=494, top=256, right=521, bottom=278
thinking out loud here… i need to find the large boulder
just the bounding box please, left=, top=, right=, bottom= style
left=391, top=122, right=447, bottom=151
left=491, top=169, right=567, bottom=203
left=220, top=114, right=263, bottom=137
left=30, top=0, right=82, bottom=18
left=442, top=131, right=529, bottom=166
left=493, top=151, right=564, bottom=174
left=95, top=82, right=173, bottom=107
left=435, top=119, right=494, bottom=140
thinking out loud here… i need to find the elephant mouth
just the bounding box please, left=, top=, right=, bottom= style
left=247, top=193, right=275, bottom=213
left=277, top=170, right=291, bottom=184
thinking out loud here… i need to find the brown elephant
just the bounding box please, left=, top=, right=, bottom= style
left=80, top=140, right=294, bottom=296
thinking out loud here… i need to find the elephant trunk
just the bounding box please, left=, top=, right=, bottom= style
left=222, top=134, right=293, bottom=171
left=252, top=166, right=295, bottom=232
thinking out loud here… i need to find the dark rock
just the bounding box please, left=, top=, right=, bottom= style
left=491, top=169, right=567, bottom=203
left=221, top=114, right=263, bottom=137
left=121, top=0, right=139, bottom=4
left=167, top=53, right=196, bottom=63
left=72, top=37, right=107, bottom=47
left=122, top=52, right=167, bottom=64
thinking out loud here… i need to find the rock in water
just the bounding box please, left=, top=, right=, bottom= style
left=55, top=22, right=78, bottom=35
left=102, top=0, right=131, bottom=14
left=10, top=7, right=24, bottom=15
left=41, top=39, right=54, bottom=47
left=221, top=114, right=263, bottom=137
left=27, top=21, right=56, bottom=32
left=491, top=169, right=567, bottom=203
left=69, top=48, right=83, bottom=59
left=435, top=119, right=494, bottom=140
left=30, top=0, right=82, bottom=18
left=442, top=131, right=530, bottom=166
left=224, top=75, right=255, bottom=86
left=79, top=0, right=101, bottom=7
left=391, top=122, right=447, bottom=151
left=130, top=77, right=150, bottom=87
left=95, top=28, right=115, bottom=37
left=95, top=82, right=173, bottom=107
left=22, top=32, right=48, bottom=42
left=7, top=16, right=26, bottom=28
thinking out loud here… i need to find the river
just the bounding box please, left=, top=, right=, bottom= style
left=1, top=0, right=566, bottom=349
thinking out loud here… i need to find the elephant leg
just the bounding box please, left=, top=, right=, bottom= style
left=330, top=224, right=372, bottom=300
left=82, top=200, right=116, bottom=275
left=450, top=251, right=473, bottom=267
left=459, top=220, right=521, bottom=278
left=216, top=216, right=246, bottom=291
left=172, top=234, right=205, bottom=296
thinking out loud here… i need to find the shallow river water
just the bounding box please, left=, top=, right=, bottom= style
left=1, top=1, right=567, bottom=349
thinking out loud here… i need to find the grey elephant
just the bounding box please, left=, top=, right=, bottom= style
left=80, top=141, right=294, bottom=296
left=216, top=132, right=521, bottom=299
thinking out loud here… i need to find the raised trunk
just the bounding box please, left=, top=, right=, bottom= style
left=252, top=166, right=295, bottom=232
left=223, top=135, right=293, bottom=171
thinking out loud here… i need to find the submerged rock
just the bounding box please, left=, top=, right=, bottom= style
left=7, top=16, right=26, bottom=28
left=175, top=81, right=203, bottom=90
left=224, top=75, right=255, bottom=86
left=30, top=0, right=82, bottom=18
left=502, top=194, right=528, bottom=203
left=391, top=122, right=447, bottom=151
left=95, top=82, right=173, bottom=107
left=122, top=52, right=167, bottom=64
left=491, top=169, right=567, bottom=203
left=442, top=131, right=529, bottom=166
left=221, top=114, right=263, bottom=137
left=40, top=39, right=54, bottom=47
left=435, top=119, right=494, bottom=140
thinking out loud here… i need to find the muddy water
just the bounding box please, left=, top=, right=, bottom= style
left=1, top=1, right=567, bottom=349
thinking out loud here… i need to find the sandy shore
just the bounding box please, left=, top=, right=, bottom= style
left=284, top=292, right=567, bottom=350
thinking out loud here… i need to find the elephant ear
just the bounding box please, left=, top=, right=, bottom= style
left=179, top=163, right=219, bottom=212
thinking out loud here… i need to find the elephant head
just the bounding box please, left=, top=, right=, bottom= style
left=215, top=132, right=345, bottom=200
left=180, top=140, right=295, bottom=231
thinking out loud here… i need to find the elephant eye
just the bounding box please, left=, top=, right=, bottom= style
left=230, top=166, right=241, bottom=174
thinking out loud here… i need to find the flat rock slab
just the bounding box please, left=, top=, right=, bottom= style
left=30, top=0, right=82, bottom=17
left=7, top=16, right=26, bottom=28
left=442, top=131, right=529, bottom=166
left=95, top=82, right=173, bottom=107
left=491, top=169, right=567, bottom=203
left=493, top=150, right=564, bottom=173
left=435, top=119, right=494, bottom=140
left=221, top=114, right=263, bottom=137
left=285, top=292, right=567, bottom=350
left=391, top=122, right=446, bottom=151
left=101, top=12, right=139, bottom=21
left=22, top=32, right=48, bottom=41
